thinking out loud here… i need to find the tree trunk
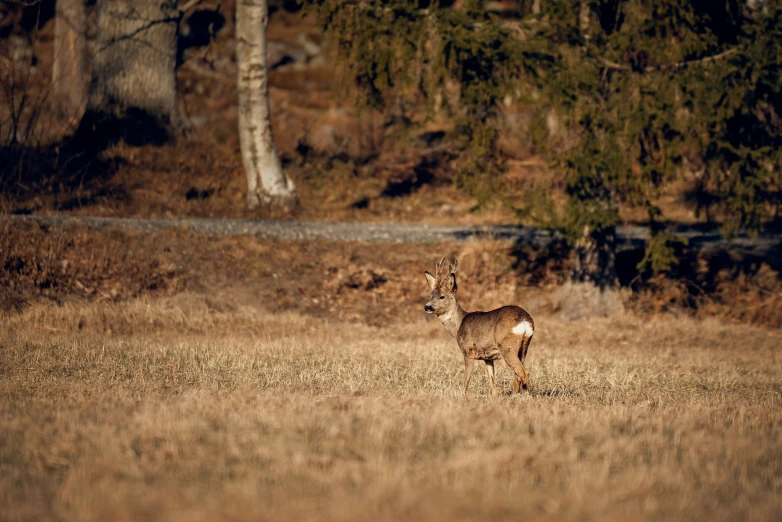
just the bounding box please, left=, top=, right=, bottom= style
left=79, top=0, right=180, bottom=146
left=570, top=225, right=618, bottom=289
left=235, top=0, right=296, bottom=208
left=532, top=0, right=541, bottom=15
left=52, top=0, right=88, bottom=126
left=579, top=0, right=591, bottom=49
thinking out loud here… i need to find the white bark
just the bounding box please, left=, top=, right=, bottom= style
left=235, top=0, right=295, bottom=208
left=52, top=0, right=88, bottom=124
left=579, top=0, right=591, bottom=50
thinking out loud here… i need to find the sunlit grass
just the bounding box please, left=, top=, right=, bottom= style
left=1, top=296, right=781, bottom=521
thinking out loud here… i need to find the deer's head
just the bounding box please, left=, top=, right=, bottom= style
left=424, top=257, right=459, bottom=315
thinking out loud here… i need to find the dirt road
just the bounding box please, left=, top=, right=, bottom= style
left=5, top=214, right=780, bottom=255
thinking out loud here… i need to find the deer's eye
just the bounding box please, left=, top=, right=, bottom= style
left=439, top=295, right=445, bottom=300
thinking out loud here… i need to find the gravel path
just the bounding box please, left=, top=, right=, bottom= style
left=5, top=214, right=780, bottom=255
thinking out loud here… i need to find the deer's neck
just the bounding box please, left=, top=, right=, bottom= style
left=439, top=301, right=466, bottom=338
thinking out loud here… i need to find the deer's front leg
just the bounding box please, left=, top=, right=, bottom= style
left=463, top=356, right=476, bottom=394
left=484, top=360, right=497, bottom=397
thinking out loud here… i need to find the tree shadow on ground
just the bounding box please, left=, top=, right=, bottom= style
left=380, top=151, right=450, bottom=198
left=510, top=226, right=781, bottom=286
left=0, top=140, right=119, bottom=213
left=0, top=107, right=172, bottom=213
left=508, top=229, right=781, bottom=322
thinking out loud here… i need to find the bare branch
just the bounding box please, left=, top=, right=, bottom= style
left=599, top=49, right=738, bottom=73
left=180, top=0, right=206, bottom=13
left=651, top=48, right=738, bottom=72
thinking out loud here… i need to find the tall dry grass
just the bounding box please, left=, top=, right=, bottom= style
left=1, top=295, right=781, bottom=521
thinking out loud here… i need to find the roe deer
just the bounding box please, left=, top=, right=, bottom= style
left=424, top=257, right=534, bottom=396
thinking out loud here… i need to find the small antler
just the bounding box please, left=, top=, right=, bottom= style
left=436, top=257, right=448, bottom=277
left=435, top=257, right=459, bottom=281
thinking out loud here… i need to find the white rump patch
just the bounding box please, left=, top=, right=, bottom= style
left=512, top=321, right=534, bottom=337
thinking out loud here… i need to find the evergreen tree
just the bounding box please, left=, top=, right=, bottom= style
left=314, top=0, right=782, bottom=284
left=537, top=0, right=781, bottom=282
left=313, top=0, right=541, bottom=197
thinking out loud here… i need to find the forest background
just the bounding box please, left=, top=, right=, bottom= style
left=1, top=0, right=781, bottom=323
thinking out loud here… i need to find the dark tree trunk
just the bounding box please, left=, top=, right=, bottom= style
left=77, top=0, right=180, bottom=147
left=570, top=225, right=618, bottom=288
left=52, top=0, right=88, bottom=127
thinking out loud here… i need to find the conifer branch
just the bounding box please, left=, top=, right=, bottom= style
left=599, top=49, right=738, bottom=73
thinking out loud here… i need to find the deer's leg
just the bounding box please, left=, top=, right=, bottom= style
left=521, top=335, right=533, bottom=365
left=463, top=357, right=476, bottom=394
left=484, top=360, right=497, bottom=397
left=519, top=336, right=533, bottom=390
left=513, top=359, right=530, bottom=392
left=500, top=337, right=530, bottom=393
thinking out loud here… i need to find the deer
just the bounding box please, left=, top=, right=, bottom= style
left=424, top=257, right=534, bottom=396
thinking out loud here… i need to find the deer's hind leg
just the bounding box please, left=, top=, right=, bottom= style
left=521, top=334, right=533, bottom=365
left=499, top=335, right=530, bottom=393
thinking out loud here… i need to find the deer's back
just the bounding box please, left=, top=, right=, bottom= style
left=457, top=305, right=534, bottom=360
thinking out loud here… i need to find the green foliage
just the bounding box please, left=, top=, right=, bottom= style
left=313, top=0, right=431, bottom=110
left=314, top=0, right=782, bottom=270
left=533, top=0, right=781, bottom=266
left=312, top=0, right=543, bottom=203
left=637, top=232, right=688, bottom=274
left=686, top=7, right=782, bottom=235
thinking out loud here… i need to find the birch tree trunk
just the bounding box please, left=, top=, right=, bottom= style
left=52, top=0, right=88, bottom=126
left=235, top=0, right=296, bottom=208
left=79, top=0, right=180, bottom=146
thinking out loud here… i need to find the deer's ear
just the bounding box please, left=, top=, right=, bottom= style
left=446, top=273, right=457, bottom=292
left=425, top=271, right=436, bottom=290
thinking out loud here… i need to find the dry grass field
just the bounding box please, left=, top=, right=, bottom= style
left=2, top=295, right=781, bottom=522
left=3, top=3, right=781, bottom=519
